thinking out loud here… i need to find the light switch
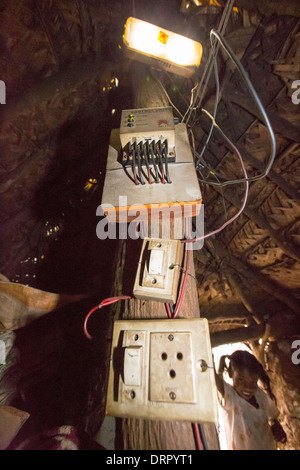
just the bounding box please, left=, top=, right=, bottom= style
left=148, top=249, right=164, bottom=275
left=133, top=238, right=182, bottom=303
left=124, top=347, right=142, bottom=386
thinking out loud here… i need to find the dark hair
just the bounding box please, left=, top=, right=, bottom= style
left=218, top=350, right=276, bottom=402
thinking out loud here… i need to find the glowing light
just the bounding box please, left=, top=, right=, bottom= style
left=123, top=17, right=202, bottom=77
left=84, top=178, right=98, bottom=193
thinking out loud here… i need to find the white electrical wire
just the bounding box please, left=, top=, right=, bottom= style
left=204, top=29, right=276, bottom=183
left=183, top=108, right=249, bottom=244
left=182, top=0, right=234, bottom=124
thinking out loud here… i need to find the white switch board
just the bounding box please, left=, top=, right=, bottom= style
left=106, top=319, right=219, bottom=424
left=133, top=238, right=182, bottom=303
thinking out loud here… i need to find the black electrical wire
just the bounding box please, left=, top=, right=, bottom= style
left=156, top=141, right=165, bottom=184
left=183, top=0, right=234, bottom=124
left=168, top=303, right=174, bottom=316
left=143, top=142, right=152, bottom=184
left=196, top=34, right=220, bottom=165
left=162, top=139, right=171, bottom=184
left=137, top=141, right=145, bottom=185
left=202, top=29, right=277, bottom=185
left=129, top=141, right=138, bottom=185
left=199, top=423, right=209, bottom=450
left=194, top=27, right=277, bottom=187
left=149, top=141, right=159, bottom=183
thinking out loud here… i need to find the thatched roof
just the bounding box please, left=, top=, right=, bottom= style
left=1, top=0, right=300, bottom=450
left=0, top=0, right=299, bottom=337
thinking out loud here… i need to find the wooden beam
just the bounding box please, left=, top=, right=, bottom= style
left=239, top=147, right=300, bottom=204
left=113, top=64, right=219, bottom=450
left=225, top=0, right=300, bottom=18
left=212, top=184, right=300, bottom=263
left=210, top=308, right=300, bottom=347
left=224, top=269, right=261, bottom=324
left=197, top=120, right=300, bottom=204
left=117, top=238, right=207, bottom=450
left=223, top=88, right=300, bottom=143
left=210, top=323, right=266, bottom=348
left=206, top=238, right=300, bottom=317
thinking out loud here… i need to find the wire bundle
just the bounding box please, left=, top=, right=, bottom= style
left=165, top=246, right=191, bottom=319
left=123, top=139, right=173, bottom=185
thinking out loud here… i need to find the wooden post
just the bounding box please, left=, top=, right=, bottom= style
left=112, top=64, right=220, bottom=450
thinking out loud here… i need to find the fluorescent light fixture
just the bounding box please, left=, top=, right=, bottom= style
left=123, top=17, right=203, bottom=77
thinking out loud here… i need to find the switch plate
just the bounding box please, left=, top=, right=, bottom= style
left=133, top=238, right=182, bottom=303
left=106, top=319, right=219, bottom=424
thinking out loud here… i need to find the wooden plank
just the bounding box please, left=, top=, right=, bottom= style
left=113, top=64, right=220, bottom=450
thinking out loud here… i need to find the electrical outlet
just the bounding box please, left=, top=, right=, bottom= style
left=133, top=238, right=182, bottom=303
left=149, top=331, right=196, bottom=403
left=106, top=319, right=219, bottom=424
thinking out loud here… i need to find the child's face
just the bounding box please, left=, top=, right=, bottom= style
left=232, top=367, right=259, bottom=401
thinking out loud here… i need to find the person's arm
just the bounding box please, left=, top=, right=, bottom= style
left=214, top=368, right=224, bottom=397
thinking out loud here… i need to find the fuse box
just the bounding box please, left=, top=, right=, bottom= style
left=101, top=109, right=202, bottom=222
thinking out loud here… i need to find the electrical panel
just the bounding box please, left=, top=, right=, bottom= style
left=101, top=110, right=202, bottom=222
left=105, top=319, right=219, bottom=424
left=119, top=107, right=175, bottom=185
left=133, top=238, right=182, bottom=303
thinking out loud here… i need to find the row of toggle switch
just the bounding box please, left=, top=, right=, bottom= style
left=121, top=139, right=174, bottom=185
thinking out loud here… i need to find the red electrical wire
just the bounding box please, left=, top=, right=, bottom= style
left=173, top=246, right=191, bottom=318
left=163, top=246, right=190, bottom=319
left=165, top=302, right=172, bottom=318
left=83, top=296, right=131, bottom=340
left=147, top=166, right=152, bottom=184
left=193, top=423, right=203, bottom=450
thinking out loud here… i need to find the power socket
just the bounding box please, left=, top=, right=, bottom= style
left=106, top=319, right=219, bottom=423
left=133, top=238, right=182, bottom=303
left=149, top=331, right=196, bottom=403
